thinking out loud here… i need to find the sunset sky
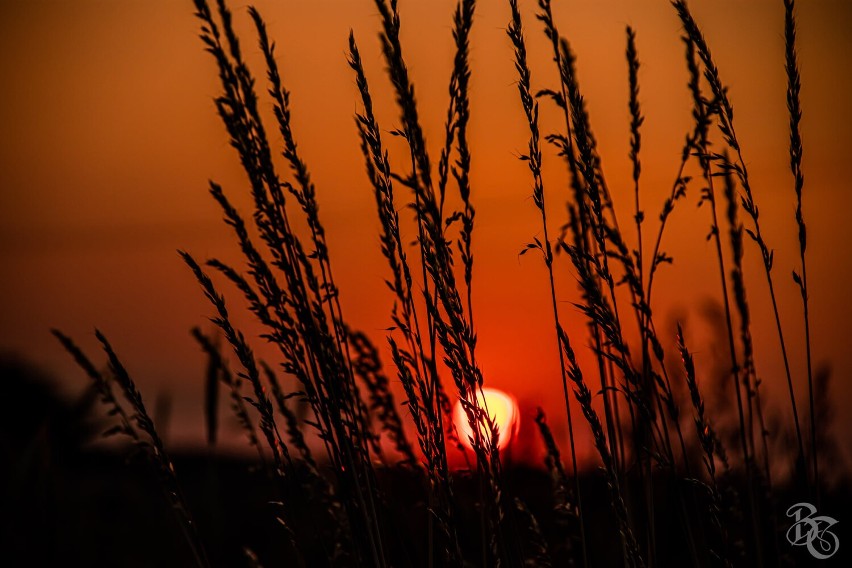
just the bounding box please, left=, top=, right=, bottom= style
left=2, top=0, right=851, bottom=465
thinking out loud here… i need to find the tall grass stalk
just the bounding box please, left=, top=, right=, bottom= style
left=679, top=27, right=764, bottom=562
left=783, top=0, right=818, bottom=500
left=549, top=12, right=666, bottom=559
left=535, top=2, right=626, bottom=478
left=682, top=32, right=753, bottom=470
left=349, top=20, right=465, bottom=566
left=507, top=2, right=588, bottom=566
left=720, top=159, right=772, bottom=485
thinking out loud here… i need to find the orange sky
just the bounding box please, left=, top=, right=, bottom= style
left=2, top=0, right=851, bottom=464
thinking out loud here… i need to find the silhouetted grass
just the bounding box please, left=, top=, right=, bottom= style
left=42, top=0, right=847, bottom=566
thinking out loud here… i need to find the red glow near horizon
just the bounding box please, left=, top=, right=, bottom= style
left=453, top=387, right=520, bottom=451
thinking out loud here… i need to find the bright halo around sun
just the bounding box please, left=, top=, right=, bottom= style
left=453, top=387, right=520, bottom=451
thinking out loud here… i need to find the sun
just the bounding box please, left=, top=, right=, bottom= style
left=452, top=387, right=520, bottom=451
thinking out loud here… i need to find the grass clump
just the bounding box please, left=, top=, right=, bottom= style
left=48, top=0, right=845, bottom=566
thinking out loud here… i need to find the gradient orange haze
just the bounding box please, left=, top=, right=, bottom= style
left=1, top=0, right=851, bottom=467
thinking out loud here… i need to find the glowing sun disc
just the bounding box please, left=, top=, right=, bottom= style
left=453, top=387, right=520, bottom=450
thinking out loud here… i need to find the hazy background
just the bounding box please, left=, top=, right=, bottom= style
left=2, top=0, right=850, bottom=466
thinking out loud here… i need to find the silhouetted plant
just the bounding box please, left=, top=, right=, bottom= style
left=48, top=0, right=843, bottom=566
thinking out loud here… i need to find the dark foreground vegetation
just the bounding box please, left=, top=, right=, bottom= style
left=4, top=0, right=850, bottom=566
left=2, top=359, right=848, bottom=567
